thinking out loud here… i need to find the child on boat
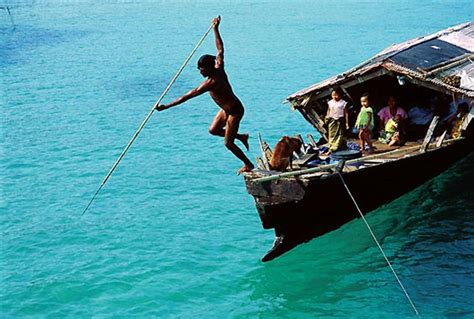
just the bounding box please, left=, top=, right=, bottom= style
left=447, top=102, right=470, bottom=138
left=323, top=87, right=349, bottom=155
left=355, top=93, right=375, bottom=153
left=379, top=114, right=403, bottom=146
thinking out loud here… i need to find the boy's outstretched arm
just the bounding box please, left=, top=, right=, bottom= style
left=155, top=79, right=213, bottom=111
left=212, top=16, right=224, bottom=68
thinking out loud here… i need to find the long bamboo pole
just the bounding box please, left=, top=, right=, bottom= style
left=82, top=22, right=214, bottom=215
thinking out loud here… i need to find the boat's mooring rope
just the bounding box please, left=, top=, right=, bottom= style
left=82, top=21, right=214, bottom=215
left=336, top=171, right=420, bottom=316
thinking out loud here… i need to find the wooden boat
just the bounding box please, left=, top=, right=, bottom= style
left=244, top=22, right=474, bottom=262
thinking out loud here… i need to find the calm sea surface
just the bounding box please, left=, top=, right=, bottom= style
left=1, top=1, right=473, bottom=317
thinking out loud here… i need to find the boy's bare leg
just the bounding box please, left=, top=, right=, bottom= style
left=209, top=110, right=227, bottom=136
left=362, top=129, right=374, bottom=152
left=358, top=129, right=365, bottom=151
left=365, top=130, right=373, bottom=149
left=238, top=133, right=249, bottom=151
left=209, top=110, right=249, bottom=151
left=224, top=114, right=254, bottom=174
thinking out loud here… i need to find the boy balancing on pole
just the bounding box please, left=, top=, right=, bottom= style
left=155, top=16, right=254, bottom=175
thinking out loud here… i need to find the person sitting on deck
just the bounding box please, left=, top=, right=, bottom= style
left=154, top=16, right=254, bottom=175
left=322, top=87, right=349, bottom=156
left=379, top=114, right=404, bottom=146
left=377, top=96, right=407, bottom=134
left=355, top=93, right=375, bottom=153
left=447, top=102, right=470, bottom=138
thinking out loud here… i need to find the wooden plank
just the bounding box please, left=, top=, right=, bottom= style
left=461, top=104, right=474, bottom=131
left=420, top=116, right=440, bottom=153
left=307, top=134, right=318, bottom=148
left=255, top=157, right=266, bottom=170
left=306, top=107, right=328, bottom=140
left=436, top=130, right=447, bottom=148
left=296, top=109, right=326, bottom=138
left=300, top=94, right=329, bottom=140
left=341, top=86, right=356, bottom=107
left=295, top=134, right=304, bottom=144
left=424, top=54, right=473, bottom=76
left=257, top=133, right=272, bottom=170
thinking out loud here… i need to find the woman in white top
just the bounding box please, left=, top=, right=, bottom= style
left=324, top=87, right=349, bottom=154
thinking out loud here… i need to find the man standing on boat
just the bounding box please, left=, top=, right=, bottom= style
left=155, top=16, right=254, bottom=175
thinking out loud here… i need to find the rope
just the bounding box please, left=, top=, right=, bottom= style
left=82, top=22, right=214, bottom=215
left=336, top=171, right=420, bottom=316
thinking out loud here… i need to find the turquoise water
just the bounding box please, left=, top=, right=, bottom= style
left=1, top=1, right=473, bottom=317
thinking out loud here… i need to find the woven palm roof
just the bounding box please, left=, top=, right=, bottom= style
left=287, top=22, right=474, bottom=101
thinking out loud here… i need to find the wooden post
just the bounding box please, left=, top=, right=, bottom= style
left=307, top=134, right=318, bottom=148
left=255, top=157, right=265, bottom=170
left=420, top=116, right=440, bottom=153
left=461, top=103, right=474, bottom=131
left=257, top=133, right=272, bottom=170
left=436, top=130, right=447, bottom=148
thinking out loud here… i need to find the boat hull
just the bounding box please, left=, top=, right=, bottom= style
left=245, top=138, right=473, bottom=261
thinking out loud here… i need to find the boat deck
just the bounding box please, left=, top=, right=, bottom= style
left=362, top=139, right=420, bottom=153
left=308, top=139, right=432, bottom=177
left=248, top=137, right=460, bottom=182
left=336, top=140, right=422, bottom=173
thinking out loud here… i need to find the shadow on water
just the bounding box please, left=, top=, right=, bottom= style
left=241, top=152, right=474, bottom=316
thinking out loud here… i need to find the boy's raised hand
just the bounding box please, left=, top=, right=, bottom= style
left=212, top=16, right=221, bottom=27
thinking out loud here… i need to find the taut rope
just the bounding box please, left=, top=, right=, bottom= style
left=336, top=170, right=420, bottom=316
left=82, top=22, right=214, bottom=215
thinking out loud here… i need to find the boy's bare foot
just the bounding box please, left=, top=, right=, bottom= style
left=240, top=133, right=250, bottom=151
left=237, top=163, right=254, bottom=175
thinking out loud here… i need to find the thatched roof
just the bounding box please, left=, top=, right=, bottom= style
left=287, top=22, right=474, bottom=102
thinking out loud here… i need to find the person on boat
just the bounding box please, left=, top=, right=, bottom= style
left=447, top=102, right=470, bottom=138
left=379, top=114, right=404, bottom=146
left=443, top=98, right=473, bottom=126
left=377, top=96, right=407, bottom=131
left=155, top=16, right=254, bottom=175
left=355, top=93, right=375, bottom=153
left=323, top=87, right=349, bottom=155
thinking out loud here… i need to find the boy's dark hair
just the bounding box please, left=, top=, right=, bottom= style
left=197, top=54, right=216, bottom=69
left=331, top=86, right=344, bottom=96
left=458, top=102, right=469, bottom=113
left=361, top=92, right=370, bottom=100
